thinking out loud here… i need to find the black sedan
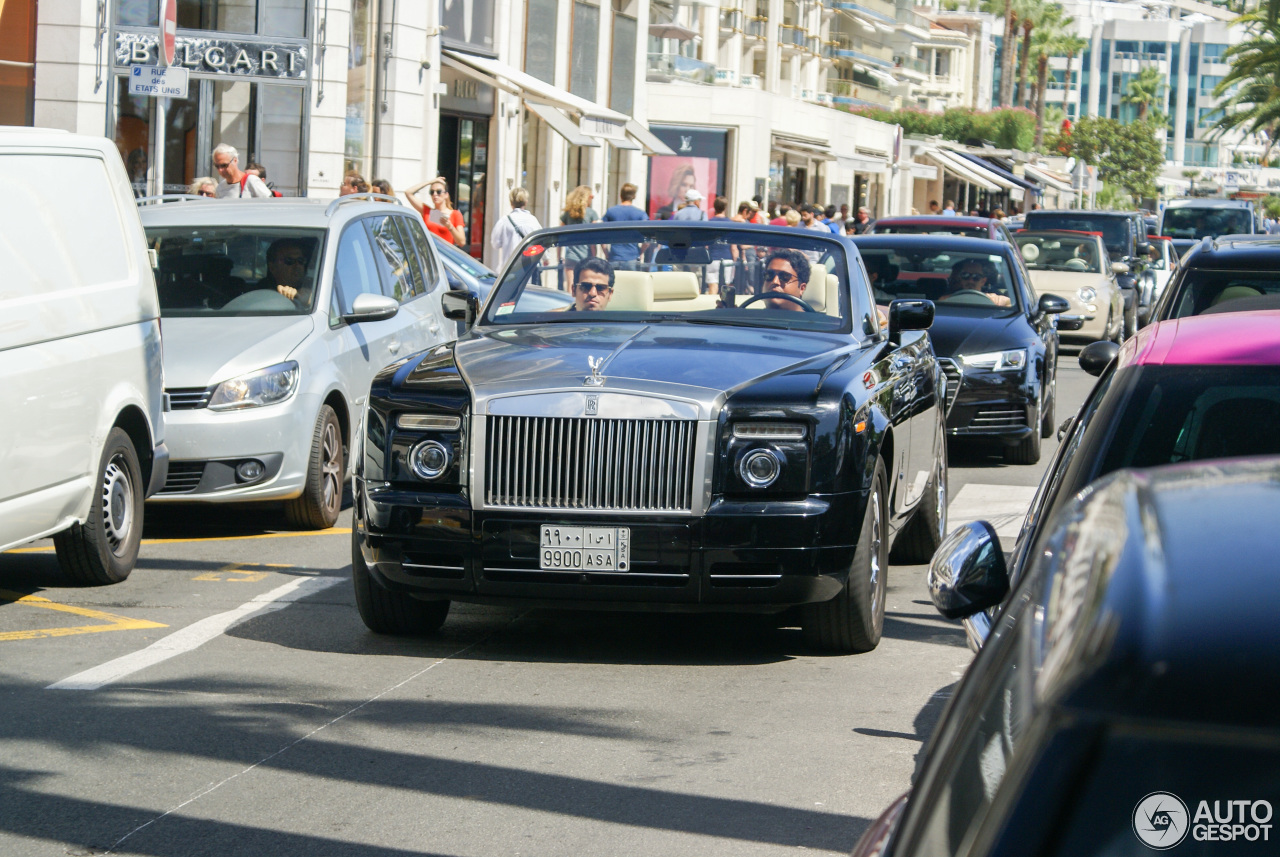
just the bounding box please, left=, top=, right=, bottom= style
left=852, top=234, right=1067, bottom=464
left=352, top=222, right=947, bottom=653
left=1149, top=235, right=1280, bottom=322
left=433, top=235, right=571, bottom=312
left=852, top=457, right=1280, bottom=857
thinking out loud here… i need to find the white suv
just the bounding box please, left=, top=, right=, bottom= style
left=0, top=129, right=166, bottom=584
left=139, top=196, right=453, bottom=528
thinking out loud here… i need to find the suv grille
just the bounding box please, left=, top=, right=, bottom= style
left=167, top=387, right=212, bottom=410
left=484, top=416, right=696, bottom=512
left=938, top=359, right=962, bottom=413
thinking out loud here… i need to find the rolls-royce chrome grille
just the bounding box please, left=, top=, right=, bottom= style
left=484, top=416, right=697, bottom=512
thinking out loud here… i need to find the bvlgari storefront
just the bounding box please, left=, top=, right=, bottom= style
left=111, top=0, right=311, bottom=196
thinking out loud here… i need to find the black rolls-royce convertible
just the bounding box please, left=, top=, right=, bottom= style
left=351, top=223, right=947, bottom=653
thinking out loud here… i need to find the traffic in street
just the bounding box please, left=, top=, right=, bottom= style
left=0, top=361, right=1094, bottom=856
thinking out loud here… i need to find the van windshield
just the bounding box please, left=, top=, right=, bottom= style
left=1160, top=207, right=1254, bottom=240
left=147, top=227, right=325, bottom=317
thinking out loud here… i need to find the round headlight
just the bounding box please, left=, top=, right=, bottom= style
left=1077, top=287, right=1097, bottom=302
left=409, top=440, right=451, bottom=481
left=740, top=449, right=781, bottom=488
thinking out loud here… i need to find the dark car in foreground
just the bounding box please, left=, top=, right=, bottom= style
left=1149, top=236, right=1280, bottom=322
left=853, top=234, right=1067, bottom=464
left=352, top=222, right=948, bottom=653
left=867, top=216, right=1014, bottom=244
left=851, top=457, right=1280, bottom=857
left=1023, top=209, right=1148, bottom=333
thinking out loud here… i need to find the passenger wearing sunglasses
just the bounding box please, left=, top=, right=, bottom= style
left=405, top=177, right=467, bottom=247
left=554, top=257, right=615, bottom=312
left=941, top=258, right=1011, bottom=306
left=258, top=238, right=313, bottom=307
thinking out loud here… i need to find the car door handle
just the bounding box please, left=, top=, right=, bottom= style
left=387, top=340, right=401, bottom=354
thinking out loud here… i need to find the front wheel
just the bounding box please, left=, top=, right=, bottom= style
left=285, top=405, right=344, bottom=530
left=352, top=529, right=450, bottom=635
left=1040, top=372, right=1056, bottom=439
left=55, top=427, right=144, bottom=585
left=802, top=459, right=889, bottom=653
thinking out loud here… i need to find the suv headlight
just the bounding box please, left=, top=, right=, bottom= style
left=961, top=349, right=1026, bottom=372
left=208, top=361, right=300, bottom=410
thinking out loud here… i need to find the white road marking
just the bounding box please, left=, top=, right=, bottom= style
left=47, top=575, right=342, bottom=691
left=947, top=483, right=1039, bottom=541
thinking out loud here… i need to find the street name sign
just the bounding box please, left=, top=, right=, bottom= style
left=128, top=65, right=188, bottom=98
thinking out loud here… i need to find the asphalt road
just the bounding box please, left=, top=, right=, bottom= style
left=0, top=351, right=1097, bottom=857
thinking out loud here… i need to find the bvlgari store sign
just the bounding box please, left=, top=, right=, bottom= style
left=115, top=32, right=308, bottom=81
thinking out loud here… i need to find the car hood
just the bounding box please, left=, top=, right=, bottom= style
left=1028, top=270, right=1107, bottom=297
left=162, top=316, right=315, bottom=387
left=454, top=323, right=854, bottom=409
left=926, top=312, right=1027, bottom=359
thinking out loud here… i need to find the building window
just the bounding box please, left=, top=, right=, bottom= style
left=571, top=1, right=601, bottom=101
left=1201, top=43, right=1228, bottom=62
left=115, top=0, right=308, bottom=37
left=346, top=0, right=378, bottom=176
left=610, top=9, right=638, bottom=116
left=526, top=0, right=559, bottom=83
left=0, top=0, right=36, bottom=126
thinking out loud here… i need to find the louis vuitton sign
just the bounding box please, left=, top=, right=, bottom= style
left=115, top=32, right=308, bottom=81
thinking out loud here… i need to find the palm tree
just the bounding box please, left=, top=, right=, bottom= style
left=1058, top=32, right=1089, bottom=107
left=1208, top=10, right=1280, bottom=162
left=1015, top=0, right=1050, bottom=109
left=1122, top=67, right=1166, bottom=121
left=1032, top=14, right=1071, bottom=147
left=982, top=0, right=1019, bottom=107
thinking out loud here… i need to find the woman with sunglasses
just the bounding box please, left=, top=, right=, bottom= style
left=405, top=177, right=467, bottom=247
left=188, top=177, right=217, bottom=198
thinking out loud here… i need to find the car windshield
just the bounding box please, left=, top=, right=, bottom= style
left=1099, top=366, right=1280, bottom=471
left=859, top=247, right=1021, bottom=316
left=874, top=223, right=988, bottom=239
left=481, top=226, right=861, bottom=333
left=436, top=237, right=495, bottom=280
left=1161, top=207, right=1253, bottom=240
left=1166, top=270, right=1280, bottom=318
left=147, top=226, right=325, bottom=317
left=1015, top=234, right=1103, bottom=273
left=1026, top=214, right=1131, bottom=259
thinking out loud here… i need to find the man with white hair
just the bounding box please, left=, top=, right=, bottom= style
left=212, top=143, right=272, bottom=198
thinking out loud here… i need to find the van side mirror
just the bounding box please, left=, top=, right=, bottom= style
left=1136, top=241, right=1152, bottom=256
left=888, top=299, right=934, bottom=344
left=1111, top=261, right=1130, bottom=275
left=342, top=293, right=399, bottom=324
left=1078, top=340, right=1119, bottom=377
left=928, top=521, right=1010, bottom=621
left=442, top=288, right=481, bottom=326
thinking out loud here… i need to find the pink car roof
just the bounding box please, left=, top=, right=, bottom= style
left=1121, top=310, right=1280, bottom=368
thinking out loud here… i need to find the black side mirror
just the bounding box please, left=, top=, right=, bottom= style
left=928, top=521, right=1010, bottom=621
left=888, top=299, right=934, bottom=343
left=1078, top=340, right=1119, bottom=377
left=1037, top=293, right=1070, bottom=316
left=441, top=289, right=481, bottom=326
left=1136, top=241, right=1152, bottom=256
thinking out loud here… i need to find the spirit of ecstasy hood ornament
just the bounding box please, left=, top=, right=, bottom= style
left=585, top=355, right=606, bottom=387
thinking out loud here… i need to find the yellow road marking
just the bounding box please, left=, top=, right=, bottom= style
left=5, top=527, right=351, bottom=554
left=193, top=562, right=292, bottom=583
left=0, top=589, right=167, bottom=642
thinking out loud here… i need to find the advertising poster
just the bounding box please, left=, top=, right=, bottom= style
left=648, top=156, right=719, bottom=220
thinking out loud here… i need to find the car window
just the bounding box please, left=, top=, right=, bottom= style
left=860, top=248, right=1021, bottom=316
left=875, top=224, right=988, bottom=239
left=331, top=222, right=382, bottom=320
left=1015, top=235, right=1104, bottom=274
left=365, top=215, right=423, bottom=303
left=1161, top=207, right=1254, bottom=240
left=1026, top=215, right=1130, bottom=260
left=403, top=219, right=450, bottom=292
left=1166, top=269, right=1280, bottom=318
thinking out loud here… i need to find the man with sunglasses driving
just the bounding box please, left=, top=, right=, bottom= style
left=259, top=238, right=313, bottom=307
left=941, top=258, right=1011, bottom=306
left=760, top=249, right=810, bottom=311
left=554, top=257, right=615, bottom=312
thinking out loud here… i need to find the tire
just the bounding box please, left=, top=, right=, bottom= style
left=1040, top=371, right=1056, bottom=439
left=285, top=405, right=344, bottom=530
left=54, top=427, right=144, bottom=585
left=1123, top=299, right=1137, bottom=341
left=1109, top=308, right=1125, bottom=345
left=351, top=528, right=450, bottom=635
left=891, top=419, right=947, bottom=565
left=1004, top=416, right=1042, bottom=465
left=801, top=458, right=889, bottom=653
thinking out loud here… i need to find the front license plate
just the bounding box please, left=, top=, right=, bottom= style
left=540, top=525, right=630, bottom=572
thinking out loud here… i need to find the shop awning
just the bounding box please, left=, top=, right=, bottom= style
left=624, top=119, right=676, bottom=156
left=1024, top=163, right=1073, bottom=192
left=954, top=152, right=1041, bottom=197
left=838, top=155, right=889, bottom=174
left=442, top=50, right=627, bottom=122
left=523, top=102, right=600, bottom=148
left=606, top=135, right=643, bottom=151
left=772, top=133, right=835, bottom=161
left=926, top=149, right=999, bottom=192
left=941, top=149, right=1017, bottom=192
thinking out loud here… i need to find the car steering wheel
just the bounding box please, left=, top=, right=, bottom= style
left=738, top=292, right=816, bottom=312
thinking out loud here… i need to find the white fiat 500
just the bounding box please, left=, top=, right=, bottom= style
left=139, top=196, right=454, bottom=528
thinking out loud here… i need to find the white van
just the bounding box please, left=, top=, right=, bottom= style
left=0, top=129, right=166, bottom=584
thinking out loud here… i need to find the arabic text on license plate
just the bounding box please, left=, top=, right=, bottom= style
left=539, top=526, right=630, bottom=572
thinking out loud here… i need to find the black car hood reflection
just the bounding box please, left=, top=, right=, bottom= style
left=924, top=312, right=1025, bottom=359
left=454, top=323, right=853, bottom=394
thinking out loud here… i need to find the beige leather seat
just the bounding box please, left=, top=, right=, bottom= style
left=609, top=270, right=653, bottom=310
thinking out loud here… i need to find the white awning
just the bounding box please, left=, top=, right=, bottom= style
left=838, top=155, right=889, bottom=174
left=524, top=102, right=600, bottom=148
left=624, top=119, right=676, bottom=156
left=772, top=133, right=835, bottom=161
left=1024, top=163, right=1073, bottom=191
left=606, top=135, right=643, bottom=151
left=910, top=162, right=939, bottom=180
left=926, top=149, right=999, bottom=192
left=938, top=148, right=1016, bottom=191
left=442, top=50, right=627, bottom=122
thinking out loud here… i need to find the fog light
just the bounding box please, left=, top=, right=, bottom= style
left=409, top=440, right=451, bottom=481
left=235, top=459, right=265, bottom=482
left=740, top=449, right=781, bottom=488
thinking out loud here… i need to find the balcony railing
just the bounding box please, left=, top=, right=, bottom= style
left=720, top=9, right=743, bottom=30
left=745, top=16, right=767, bottom=38
left=715, top=68, right=738, bottom=85
left=892, top=54, right=927, bottom=74
left=647, top=53, right=717, bottom=86
left=740, top=73, right=762, bottom=89
left=779, top=24, right=808, bottom=47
